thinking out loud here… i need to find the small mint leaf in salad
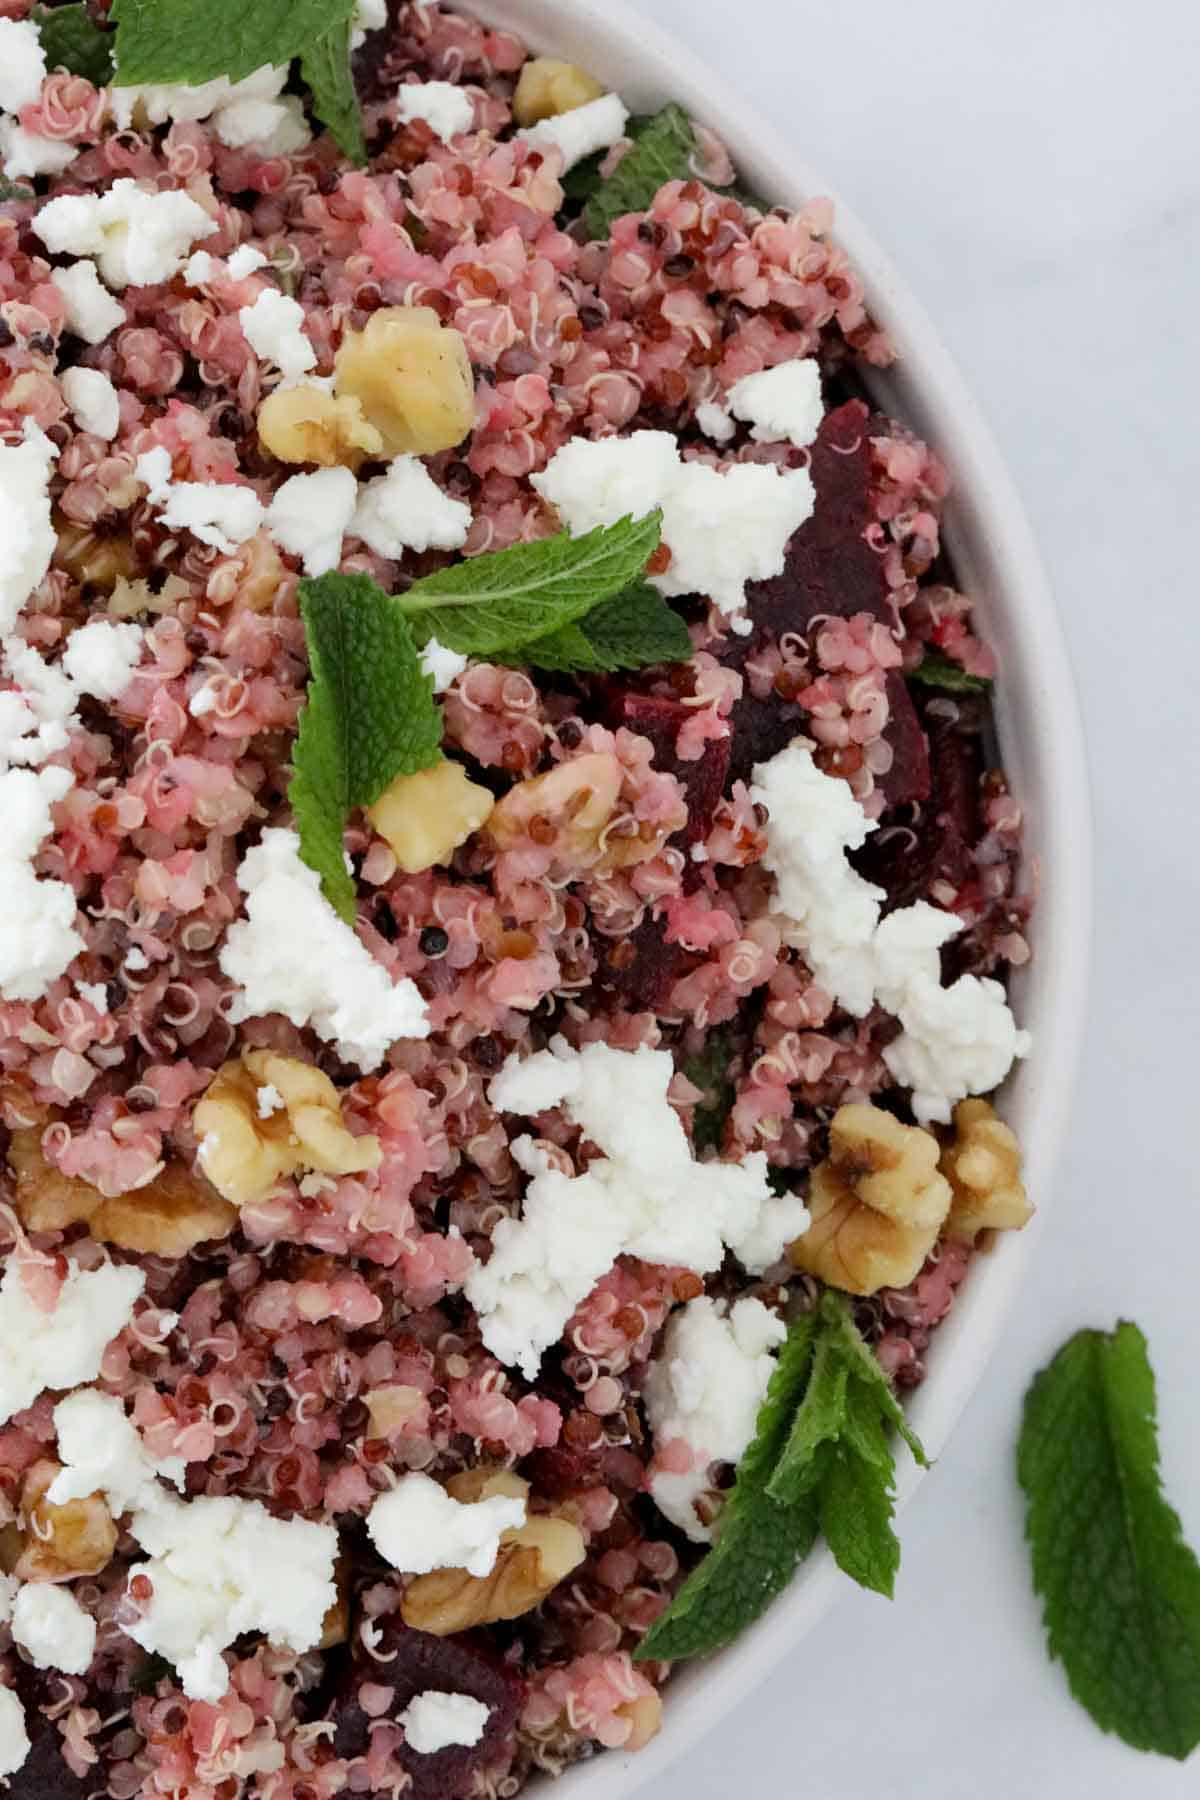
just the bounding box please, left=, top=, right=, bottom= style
left=0, top=176, right=34, bottom=205
left=907, top=651, right=993, bottom=694
left=528, top=579, right=692, bottom=674
left=33, top=3, right=115, bottom=86
left=1018, top=1323, right=1200, bottom=1759
left=109, top=0, right=355, bottom=87
left=577, top=103, right=762, bottom=240
left=679, top=1030, right=736, bottom=1156
left=300, top=18, right=366, bottom=166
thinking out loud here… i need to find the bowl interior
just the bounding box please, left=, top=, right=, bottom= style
left=453, top=3, right=1092, bottom=1790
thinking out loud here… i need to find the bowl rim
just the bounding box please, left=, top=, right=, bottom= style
left=458, top=1, right=1093, bottom=1789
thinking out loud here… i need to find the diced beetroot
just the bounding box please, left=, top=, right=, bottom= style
left=592, top=914, right=696, bottom=1009
left=328, top=1612, right=524, bottom=1800
left=607, top=692, right=732, bottom=849
left=5, top=1722, right=88, bottom=1800
left=852, top=713, right=982, bottom=910
left=878, top=672, right=932, bottom=808
left=524, top=1442, right=645, bottom=1500
left=724, top=688, right=806, bottom=787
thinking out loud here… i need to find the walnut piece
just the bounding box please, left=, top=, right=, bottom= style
left=941, top=1098, right=1032, bottom=1241
left=401, top=1468, right=585, bottom=1635
left=512, top=58, right=606, bottom=125
left=364, top=1384, right=426, bottom=1438
left=257, top=383, right=384, bottom=468
left=789, top=1101, right=953, bottom=1295
left=617, top=1693, right=664, bottom=1752
left=193, top=1050, right=381, bottom=1208
left=107, top=573, right=192, bottom=620
left=367, top=760, right=494, bottom=874
left=54, top=517, right=138, bottom=591
left=15, top=1460, right=116, bottom=1582
left=333, top=306, right=476, bottom=457
left=486, top=751, right=683, bottom=874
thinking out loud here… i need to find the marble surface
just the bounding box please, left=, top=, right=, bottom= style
left=630, top=1, right=1200, bottom=1794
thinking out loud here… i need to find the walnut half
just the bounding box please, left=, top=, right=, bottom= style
left=789, top=1102, right=953, bottom=1295
left=14, top=1460, right=116, bottom=1583
left=941, top=1099, right=1032, bottom=1241
left=333, top=306, right=476, bottom=458
left=194, top=1050, right=382, bottom=1208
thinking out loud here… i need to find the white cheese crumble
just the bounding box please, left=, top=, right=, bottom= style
left=124, top=1491, right=338, bottom=1702
left=643, top=1296, right=786, bottom=1542
left=0, top=1257, right=144, bottom=1424
left=11, top=1582, right=96, bottom=1676
left=60, top=366, right=121, bottom=441
left=351, top=455, right=472, bottom=558
left=532, top=429, right=815, bottom=625
left=50, top=260, right=126, bottom=345
left=750, top=741, right=1030, bottom=1123
left=695, top=399, right=736, bottom=444
left=0, top=119, right=77, bottom=179
left=400, top=1691, right=491, bottom=1755
left=395, top=80, right=476, bottom=144
left=238, top=287, right=316, bottom=383
left=61, top=618, right=144, bottom=699
left=0, top=422, right=56, bottom=635
left=471, top=1041, right=807, bottom=1377
left=48, top=1388, right=183, bottom=1515
left=419, top=636, right=468, bottom=693
left=266, top=466, right=356, bottom=576
left=0, top=625, right=142, bottom=777
left=255, top=1082, right=284, bottom=1119
left=0, top=1575, right=15, bottom=1626
left=366, top=1471, right=525, bottom=1578
left=137, top=447, right=265, bottom=553
left=350, top=0, right=388, bottom=47
left=226, top=244, right=268, bottom=280
left=182, top=248, right=216, bottom=286
left=35, top=180, right=217, bottom=290
left=519, top=92, right=629, bottom=173
left=726, top=357, right=824, bottom=448
left=219, top=827, right=431, bottom=1071
left=0, top=765, right=84, bottom=1002
left=76, top=981, right=109, bottom=1014
left=0, top=18, right=46, bottom=114
left=110, top=65, right=310, bottom=157
left=0, top=1685, right=28, bottom=1779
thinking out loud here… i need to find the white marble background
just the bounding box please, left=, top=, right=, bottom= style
left=630, top=0, right=1200, bottom=1794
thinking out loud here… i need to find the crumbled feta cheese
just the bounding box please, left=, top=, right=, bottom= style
left=0, top=765, right=84, bottom=1002
left=400, top=1691, right=491, bottom=1755
left=266, top=466, right=356, bottom=575
left=215, top=92, right=309, bottom=156
left=726, top=357, right=824, bottom=448
left=226, top=244, right=268, bottom=280
left=0, top=18, right=46, bottom=114
left=519, top=92, right=629, bottom=172
left=11, top=1582, right=96, bottom=1676
left=695, top=399, right=735, bottom=444
left=0, top=1684, right=28, bottom=1771
left=62, top=618, right=143, bottom=698
left=219, top=828, right=431, bottom=1070
left=472, top=1041, right=807, bottom=1377
left=419, top=636, right=468, bottom=693
left=50, top=260, right=126, bottom=344
left=883, top=974, right=1032, bottom=1126
left=60, top=366, right=120, bottom=441
left=350, top=0, right=388, bottom=46
left=188, top=681, right=218, bottom=717
left=532, top=429, right=815, bottom=623
left=49, top=1389, right=183, bottom=1515
left=124, top=1490, right=338, bottom=1702
left=0, top=1577, right=16, bottom=1628
left=0, top=422, right=56, bottom=635
left=0, top=1257, right=143, bottom=1424
left=34, top=179, right=217, bottom=290
left=124, top=945, right=149, bottom=971
left=76, top=981, right=108, bottom=1014
left=183, top=249, right=217, bottom=286
left=395, top=80, right=475, bottom=144
left=255, top=1082, right=283, bottom=1119
left=351, top=455, right=472, bottom=558
left=644, top=1296, right=786, bottom=1541
left=136, top=445, right=171, bottom=502
left=137, top=449, right=265, bottom=553
left=366, top=1471, right=525, bottom=1578
left=110, top=66, right=309, bottom=157
left=239, top=287, right=315, bottom=382
left=0, top=119, right=77, bottom=180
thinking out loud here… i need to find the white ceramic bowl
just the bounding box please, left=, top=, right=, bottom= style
left=466, top=1, right=1092, bottom=1789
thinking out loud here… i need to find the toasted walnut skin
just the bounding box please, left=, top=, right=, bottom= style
left=512, top=58, right=606, bottom=125
left=257, top=383, right=384, bottom=468
left=333, top=306, right=476, bottom=457
left=15, top=1460, right=117, bottom=1583
left=367, top=760, right=494, bottom=874
left=941, top=1098, right=1032, bottom=1241
left=400, top=1468, right=586, bottom=1635
left=789, top=1102, right=953, bottom=1295
left=55, top=517, right=138, bottom=591
left=194, top=1050, right=381, bottom=1208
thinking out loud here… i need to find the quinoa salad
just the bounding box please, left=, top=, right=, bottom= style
left=0, top=3, right=1036, bottom=1795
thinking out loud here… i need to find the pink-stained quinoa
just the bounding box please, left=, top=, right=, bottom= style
left=0, top=4, right=1032, bottom=1795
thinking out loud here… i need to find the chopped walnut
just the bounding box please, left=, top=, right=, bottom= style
left=367, top=760, right=494, bottom=874
left=14, top=1460, right=116, bottom=1582
left=789, top=1102, right=953, bottom=1295
left=486, top=751, right=683, bottom=874
left=401, top=1469, right=585, bottom=1635
left=54, top=517, right=138, bottom=591
left=512, top=58, right=606, bottom=125
left=257, top=383, right=384, bottom=468
left=333, top=306, right=476, bottom=457
left=941, top=1099, right=1032, bottom=1241
left=107, top=573, right=192, bottom=620
left=617, top=1693, right=664, bottom=1752
left=193, top=1050, right=381, bottom=1208
left=364, top=1384, right=426, bottom=1438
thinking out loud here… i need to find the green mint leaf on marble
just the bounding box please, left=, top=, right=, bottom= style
left=300, top=18, right=366, bottom=165
left=110, top=0, right=355, bottom=86
left=907, top=651, right=993, bottom=694
left=396, top=513, right=663, bottom=658
left=528, top=579, right=691, bottom=674
left=33, top=4, right=114, bottom=85
left=1018, top=1323, right=1200, bottom=1760
left=290, top=573, right=442, bottom=920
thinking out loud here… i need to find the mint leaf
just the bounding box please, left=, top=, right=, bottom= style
left=767, top=1330, right=849, bottom=1504
left=290, top=573, right=442, bottom=919
left=581, top=104, right=696, bottom=239
left=397, top=513, right=662, bottom=658
left=110, top=0, right=354, bottom=86
left=820, top=1416, right=900, bottom=1600
left=679, top=1031, right=735, bottom=1156
left=635, top=1309, right=821, bottom=1663
left=528, top=580, right=691, bottom=675
left=908, top=652, right=993, bottom=694
left=1018, top=1323, right=1200, bottom=1759
left=0, top=177, right=34, bottom=204
left=300, top=18, right=366, bottom=165
left=821, top=1291, right=931, bottom=1469
left=34, top=3, right=114, bottom=84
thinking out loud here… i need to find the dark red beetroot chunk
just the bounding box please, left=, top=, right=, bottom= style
left=608, top=693, right=731, bottom=849
left=327, top=1612, right=524, bottom=1800
left=878, top=672, right=932, bottom=808
left=852, top=711, right=983, bottom=910
left=592, top=914, right=696, bottom=1010
left=523, top=1442, right=645, bottom=1501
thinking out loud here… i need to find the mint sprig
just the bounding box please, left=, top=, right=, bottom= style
left=907, top=651, right=993, bottom=694
left=578, top=104, right=761, bottom=241
left=300, top=18, right=366, bottom=165
left=33, top=3, right=114, bottom=85
left=636, top=1293, right=928, bottom=1662
left=1018, top=1323, right=1200, bottom=1759
left=528, top=579, right=691, bottom=675
left=110, top=0, right=355, bottom=86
